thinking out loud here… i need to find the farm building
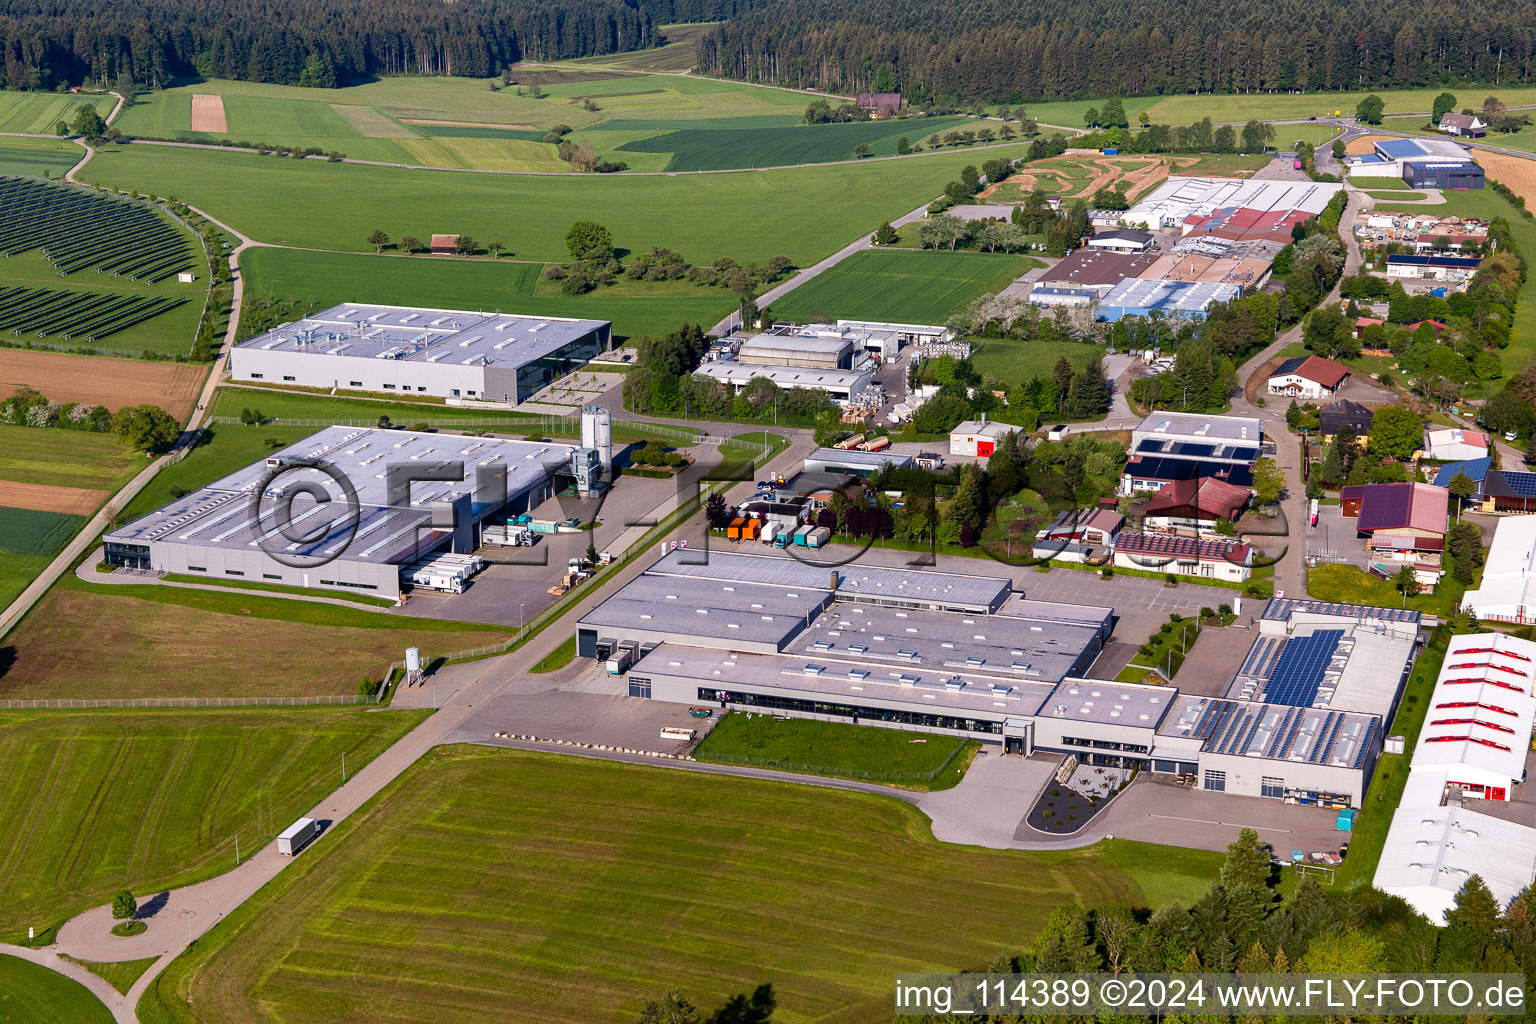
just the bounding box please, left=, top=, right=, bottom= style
left=1438, top=112, right=1486, bottom=138
left=1374, top=632, right=1536, bottom=923
left=101, top=426, right=576, bottom=599
left=1479, top=468, right=1536, bottom=514
left=1141, top=476, right=1252, bottom=536
left=1113, top=531, right=1253, bottom=582
left=1086, top=229, right=1154, bottom=253
left=1353, top=317, right=1385, bottom=338
left=1423, top=427, right=1490, bottom=462
left=1119, top=455, right=1254, bottom=496
left=1026, top=284, right=1096, bottom=307
left=1319, top=400, right=1373, bottom=440
left=693, top=361, right=873, bottom=402
left=1386, top=254, right=1483, bottom=282
left=1266, top=355, right=1350, bottom=401
left=1035, top=249, right=1160, bottom=296
left=856, top=92, right=901, bottom=116
left=1461, top=516, right=1536, bottom=624
left=1033, top=507, right=1124, bottom=562
left=1402, top=160, right=1484, bottom=190
left=586, top=552, right=1415, bottom=803
left=1433, top=457, right=1493, bottom=499
left=1096, top=279, right=1241, bottom=321
left=802, top=447, right=912, bottom=477
left=1120, top=177, right=1343, bottom=236
left=429, top=234, right=459, bottom=254
left=949, top=417, right=1016, bottom=457
left=1129, top=411, right=1263, bottom=467
left=1340, top=481, right=1449, bottom=585
left=229, top=303, right=612, bottom=405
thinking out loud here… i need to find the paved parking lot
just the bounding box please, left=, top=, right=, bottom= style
left=1011, top=567, right=1237, bottom=642
left=1174, top=624, right=1260, bottom=696
left=1306, top=504, right=1369, bottom=568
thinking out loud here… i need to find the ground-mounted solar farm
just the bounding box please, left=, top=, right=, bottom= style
left=0, top=176, right=206, bottom=354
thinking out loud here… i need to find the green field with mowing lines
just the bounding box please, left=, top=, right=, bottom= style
left=0, top=707, right=427, bottom=943
left=969, top=337, right=1107, bottom=385
left=694, top=712, right=974, bottom=788
left=0, top=425, right=145, bottom=491
left=560, top=23, right=717, bottom=73
left=79, top=142, right=1032, bottom=264
left=240, top=247, right=734, bottom=341
left=0, top=90, right=113, bottom=134
left=0, top=135, right=82, bottom=178
left=769, top=249, right=1035, bottom=324
left=1, top=506, right=85, bottom=556
left=72, top=955, right=160, bottom=995
left=142, top=746, right=1222, bottom=1024
left=1365, top=190, right=1426, bottom=200
left=0, top=955, right=113, bottom=1024
left=614, top=116, right=969, bottom=171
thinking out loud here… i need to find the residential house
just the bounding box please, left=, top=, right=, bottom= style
left=1339, top=481, right=1450, bottom=586
left=1319, top=400, right=1373, bottom=441
left=1267, top=355, right=1351, bottom=401
left=1433, top=457, right=1494, bottom=501
left=1113, top=532, right=1253, bottom=582
left=1141, top=476, right=1251, bottom=536
left=1438, top=112, right=1487, bottom=138
left=1034, top=508, right=1125, bottom=563
left=1353, top=317, right=1385, bottom=340
left=1423, top=427, right=1490, bottom=462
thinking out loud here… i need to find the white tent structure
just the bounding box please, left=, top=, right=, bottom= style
left=1461, top=516, right=1536, bottom=626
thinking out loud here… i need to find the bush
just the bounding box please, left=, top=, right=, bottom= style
left=1164, top=572, right=1178, bottom=585
left=357, top=677, right=379, bottom=698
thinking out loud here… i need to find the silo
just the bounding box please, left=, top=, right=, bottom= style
left=581, top=404, right=612, bottom=471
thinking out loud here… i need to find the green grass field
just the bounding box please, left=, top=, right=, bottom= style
left=0, top=135, right=83, bottom=178
left=72, top=956, right=160, bottom=995
left=141, top=745, right=1222, bottom=1024
left=0, top=707, right=427, bottom=943
left=613, top=116, right=970, bottom=171
left=240, top=247, right=734, bottom=341
left=0, top=955, right=113, bottom=1023
left=0, top=580, right=511, bottom=699
left=560, top=23, right=717, bottom=73
left=969, top=337, right=1107, bottom=386
left=0, top=506, right=85, bottom=556
left=693, top=712, right=972, bottom=787
left=0, top=90, right=114, bottom=134
left=78, top=141, right=1033, bottom=265
left=1374, top=188, right=1536, bottom=371
left=0, top=425, right=145, bottom=490
left=1365, top=190, right=1426, bottom=200
left=768, top=249, right=1035, bottom=324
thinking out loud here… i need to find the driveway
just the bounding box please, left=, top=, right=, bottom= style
left=918, top=753, right=1059, bottom=848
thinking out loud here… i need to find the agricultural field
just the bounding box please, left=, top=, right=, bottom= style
left=141, top=746, right=1223, bottom=1024
left=0, top=89, right=114, bottom=133
left=768, top=249, right=1036, bottom=324
left=558, top=22, right=718, bottom=73
left=969, top=337, right=1107, bottom=385
left=1374, top=186, right=1536, bottom=370
left=0, top=707, right=427, bottom=942
left=0, top=507, right=86, bottom=609
left=603, top=115, right=970, bottom=172
left=77, top=142, right=1034, bottom=264
left=0, top=135, right=82, bottom=178
left=240, top=247, right=735, bottom=341
left=979, top=152, right=1266, bottom=207
left=0, top=580, right=513, bottom=700
left=0, top=424, right=144, bottom=491
left=0, top=349, right=207, bottom=420
left=0, top=955, right=113, bottom=1024
left=0, top=177, right=207, bottom=356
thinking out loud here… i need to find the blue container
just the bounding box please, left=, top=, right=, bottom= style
left=1102, top=148, right=1119, bottom=155
left=1336, top=808, right=1357, bottom=831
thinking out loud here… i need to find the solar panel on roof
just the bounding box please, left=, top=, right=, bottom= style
left=1265, top=630, right=1343, bottom=707
left=1503, top=472, right=1536, bottom=496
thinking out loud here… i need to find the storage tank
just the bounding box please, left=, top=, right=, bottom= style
left=580, top=404, right=612, bottom=471
left=405, top=647, right=421, bottom=675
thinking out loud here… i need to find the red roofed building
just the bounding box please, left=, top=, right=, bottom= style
left=1113, top=531, right=1252, bottom=582
left=1142, top=476, right=1252, bottom=536
left=1354, top=316, right=1385, bottom=339
left=1403, top=319, right=1448, bottom=335
left=855, top=92, right=901, bottom=116
left=1266, top=354, right=1351, bottom=400
left=430, top=234, right=460, bottom=255
left=1339, top=481, right=1449, bottom=586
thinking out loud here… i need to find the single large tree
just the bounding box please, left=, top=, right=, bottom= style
left=566, top=220, right=614, bottom=262
left=1099, top=96, right=1128, bottom=128
left=453, top=234, right=478, bottom=256
left=366, top=229, right=389, bottom=253
left=111, top=405, right=180, bottom=454
left=1367, top=404, right=1423, bottom=461
left=1355, top=94, right=1386, bottom=124
left=1448, top=471, right=1476, bottom=518
left=1431, top=92, right=1459, bottom=125
left=112, top=889, right=137, bottom=920
left=703, top=492, right=731, bottom=530
left=1220, top=827, right=1272, bottom=892
left=1251, top=457, right=1285, bottom=506
left=70, top=104, right=106, bottom=138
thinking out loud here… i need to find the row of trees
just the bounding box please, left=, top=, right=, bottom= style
left=621, top=323, right=836, bottom=424
left=1, top=387, right=180, bottom=452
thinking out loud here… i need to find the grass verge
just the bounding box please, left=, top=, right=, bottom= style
left=0, top=954, right=113, bottom=1024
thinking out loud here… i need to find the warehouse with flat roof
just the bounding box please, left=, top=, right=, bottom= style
left=693, top=362, right=873, bottom=401
left=230, top=303, right=612, bottom=405
left=102, top=426, right=576, bottom=599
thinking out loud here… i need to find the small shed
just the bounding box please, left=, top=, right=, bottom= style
left=430, top=234, right=459, bottom=255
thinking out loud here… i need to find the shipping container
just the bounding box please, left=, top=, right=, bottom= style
left=277, top=817, right=319, bottom=856
left=805, top=526, right=832, bottom=548
left=793, top=525, right=813, bottom=546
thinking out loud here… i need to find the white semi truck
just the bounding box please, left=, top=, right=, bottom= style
left=277, top=817, right=319, bottom=856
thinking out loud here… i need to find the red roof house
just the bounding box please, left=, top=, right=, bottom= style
left=1267, top=355, right=1351, bottom=400
left=1142, top=476, right=1251, bottom=535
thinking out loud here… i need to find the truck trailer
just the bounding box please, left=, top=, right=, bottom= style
left=481, top=524, right=534, bottom=547
left=277, top=817, right=319, bottom=856
left=805, top=526, right=832, bottom=548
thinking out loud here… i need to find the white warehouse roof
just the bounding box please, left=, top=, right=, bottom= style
left=1462, top=516, right=1536, bottom=623
left=694, top=362, right=873, bottom=393
left=1121, top=176, right=1344, bottom=230
left=1374, top=805, right=1536, bottom=923
left=1410, top=634, right=1536, bottom=788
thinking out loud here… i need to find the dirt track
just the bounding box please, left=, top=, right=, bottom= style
left=978, top=154, right=1191, bottom=203
left=190, top=94, right=227, bottom=134
left=0, top=350, right=205, bottom=420
left=0, top=479, right=109, bottom=515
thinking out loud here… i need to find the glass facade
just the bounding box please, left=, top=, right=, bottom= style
left=514, top=329, right=607, bottom=403
left=104, top=540, right=150, bottom=568
left=1204, top=770, right=1227, bottom=792
left=697, top=687, right=1003, bottom=735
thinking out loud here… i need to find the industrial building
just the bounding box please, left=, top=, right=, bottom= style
left=1347, top=137, right=1473, bottom=178
left=1402, top=160, right=1484, bottom=190
left=1423, top=427, right=1490, bottom=462
left=1374, top=633, right=1536, bottom=922
left=1128, top=411, right=1263, bottom=469
left=1386, top=253, right=1483, bottom=282
left=1120, top=177, right=1344, bottom=235
left=1461, top=516, right=1536, bottom=625
left=1119, top=455, right=1254, bottom=496
left=950, top=417, right=1018, bottom=457
left=582, top=558, right=1418, bottom=805
left=229, top=303, right=612, bottom=405
left=1026, top=284, right=1097, bottom=308
left=1096, top=279, right=1241, bottom=321
left=1086, top=229, right=1154, bottom=253
left=1339, top=481, right=1449, bottom=587
left=1035, top=249, right=1161, bottom=296
left=1479, top=468, right=1536, bottom=514
left=743, top=320, right=947, bottom=363
left=693, top=362, right=873, bottom=402
left=102, top=425, right=593, bottom=599
left=802, top=447, right=912, bottom=477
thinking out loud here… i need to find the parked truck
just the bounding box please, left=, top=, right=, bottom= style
left=277, top=817, right=319, bottom=856
left=606, top=648, right=632, bottom=674
left=760, top=521, right=778, bottom=545
left=833, top=433, right=865, bottom=450
left=859, top=436, right=891, bottom=453
left=481, top=524, right=534, bottom=547
left=805, top=526, right=831, bottom=548
left=512, top=514, right=581, bottom=534
left=793, top=524, right=813, bottom=546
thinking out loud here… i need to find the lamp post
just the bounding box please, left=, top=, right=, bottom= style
left=520, top=602, right=526, bottom=642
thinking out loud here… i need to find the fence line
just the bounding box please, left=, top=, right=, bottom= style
left=0, top=695, right=376, bottom=709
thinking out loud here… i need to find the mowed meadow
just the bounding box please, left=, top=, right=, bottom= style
left=768, top=249, right=1038, bottom=324
left=143, top=746, right=1223, bottom=1024
left=0, top=707, right=426, bottom=942
left=78, top=142, right=1034, bottom=264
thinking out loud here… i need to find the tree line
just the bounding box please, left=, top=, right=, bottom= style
left=0, top=0, right=682, bottom=90
left=694, top=0, right=1536, bottom=104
